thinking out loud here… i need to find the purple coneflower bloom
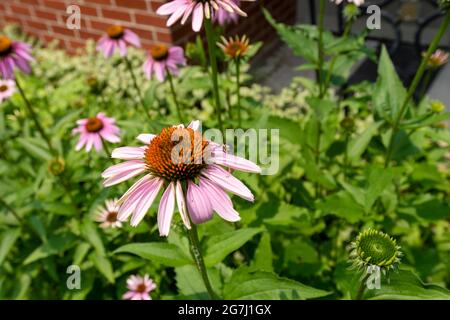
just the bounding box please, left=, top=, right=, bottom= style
left=73, top=112, right=120, bottom=153
left=123, top=274, right=156, bottom=300
left=0, top=35, right=33, bottom=79
left=95, top=199, right=123, bottom=229
left=213, top=0, right=240, bottom=25
left=156, top=0, right=255, bottom=32
left=96, top=25, right=141, bottom=58
left=143, top=44, right=186, bottom=82
left=0, top=79, right=16, bottom=103
left=332, top=0, right=365, bottom=5
left=425, top=49, right=449, bottom=68
left=101, top=120, right=261, bottom=236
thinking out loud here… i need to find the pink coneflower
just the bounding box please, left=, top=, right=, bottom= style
left=213, top=0, right=240, bottom=26
left=72, top=112, right=120, bottom=153
left=96, top=25, right=141, bottom=58
left=425, top=49, right=449, bottom=68
left=95, top=199, right=123, bottom=229
left=332, top=0, right=365, bottom=6
left=217, top=35, right=250, bottom=59
left=101, top=120, right=261, bottom=236
left=143, top=44, right=186, bottom=82
left=156, top=0, right=256, bottom=32
left=0, top=79, right=16, bottom=103
left=0, top=35, right=33, bottom=79
left=123, top=274, right=157, bottom=300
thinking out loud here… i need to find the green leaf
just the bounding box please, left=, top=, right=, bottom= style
left=204, top=228, right=263, bottom=267
left=364, top=165, right=394, bottom=212
left=347, top=122, right=382, bottom=161
left=0, top=228, right=20, bottom=266
left=90, top=253, right=115, bottom=284
left=114, top=242, right=192, bottom=267
left=223, top=268, right=331, bottom=300
left=16, top=137, right=52, bottom=161
left=23, top=233, right=77, bottom=265
left=373, top=46, right=408, bottom=121
left=251, top=233, right=274, bottom=272
left=175, top=265, right=221, bottom=299
left=317, top=191, right=365, bottom=223
left=81, top=221, right=105, bottom=256
left=366, top=270, right=450, bottom=300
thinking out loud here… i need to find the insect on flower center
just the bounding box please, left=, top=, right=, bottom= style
left=0, top=84, right=8, bottom=92
left=106, top=211, right=118, bottom=222
left=106, top=25, right=124, bottom=39
left=0, top=36, right=12, bottom=56
left=144, top=127, right=209, bottom=181
left=150, top=44, right=169, bottom=61
left=85, top=117, right=104, bottom=133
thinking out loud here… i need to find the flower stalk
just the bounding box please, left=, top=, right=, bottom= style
left=14, top=77, right=54, bottom=155
left=123, top=56, right=152, bottom=121
left=384, top=10, right=450, bottom=167
left=165, top=68, right=184, bottom=124
left=186, top=224, right=219, bottom=300
left=204, top=18, right=224, bottom=134
left=235, top=57, right=242, bottom=127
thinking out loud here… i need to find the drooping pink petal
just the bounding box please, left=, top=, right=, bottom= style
left=210, top=153, right=261, bottom=173
left=202, top=164, right=254, bottom=201
left=186, top=180, right=213, bottom=224
left=200, top=177, right=241, bottom=222
left=130, top=178, right=164, bottom=226
left=158, top=182, right=176, bottom=236
left=136, top=133, right=156, bottom=144
left=175, top=180, right=191, bottom=229
left=192, top=3, right=204, bottom=32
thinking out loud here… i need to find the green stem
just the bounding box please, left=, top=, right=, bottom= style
left=166, top=68, right=184, bottom=124
left=343, top=133, right=350, bottom=180
left=418, top=69, right=432, bottom=104
left=15, top=77, right=54, bottom=154
left=317, top=0, right=326, bottom=98
left=384, top=11, right=450, bottom=168
left=103, top=142, right=111, bottom=158
left=186, top=224, right=219, bottom=300
left=123, top=56, right=152, bottom=121
left=355, top=273, right=370, bottom=300
left=0, top=196, right=23, bottom=225
left=204, top=18, right=224, bottom=134
left=235, top=57, right=242, bottom=127
left=323, top=19, right=353, bottom=92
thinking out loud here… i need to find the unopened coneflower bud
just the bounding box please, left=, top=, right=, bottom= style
left=341, top=117, right=355, bottom=132
left=343, top=3, right=360, bottom=21
left=424, top=49, right=449, bottom=69
left=48, top=157, right=65, bottom=176
left=349, top=229, right=402, bottom=276
left=431, top=100, right=446, bottom=113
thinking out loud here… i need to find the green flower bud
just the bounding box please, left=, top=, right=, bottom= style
left=48, top=157, right=65, bottom=176
left=343, top=4, right=360, bottom=21
left=431, top=100, right=446, bottom=113
left=340, top=117, right=355, bottom=132
left=349, top=229, right=402, bottom=275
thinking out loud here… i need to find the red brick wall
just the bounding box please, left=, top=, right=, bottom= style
left=0, top=0, right=296, bottom=53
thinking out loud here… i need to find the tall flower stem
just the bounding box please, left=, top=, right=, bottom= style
left=165, top=68, right=184, bottom=123
left=15, top=77, right=54, bottom=154
left=235, top=58, right=242, bottom=127
left=204, top=18, right=224, bottom=134
left=186, top=224, right=219, bottom=300
left=323, top=19, right=353, bottom=92
left=314, top=0, right=326, bottom=198
left=317, top=0, right=326, bottom=98
left=123, top=56, right=152, bottom=121
left=384, top=11, right=450, bottom=168
left=355, top=273, right=370, bottom=300
left=235, top=57, right=242, bottom=127
left=418, top=69, right=432, bottom=103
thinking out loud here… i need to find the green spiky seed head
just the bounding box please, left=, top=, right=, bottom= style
left=349, top=229, right=402, bottom=274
